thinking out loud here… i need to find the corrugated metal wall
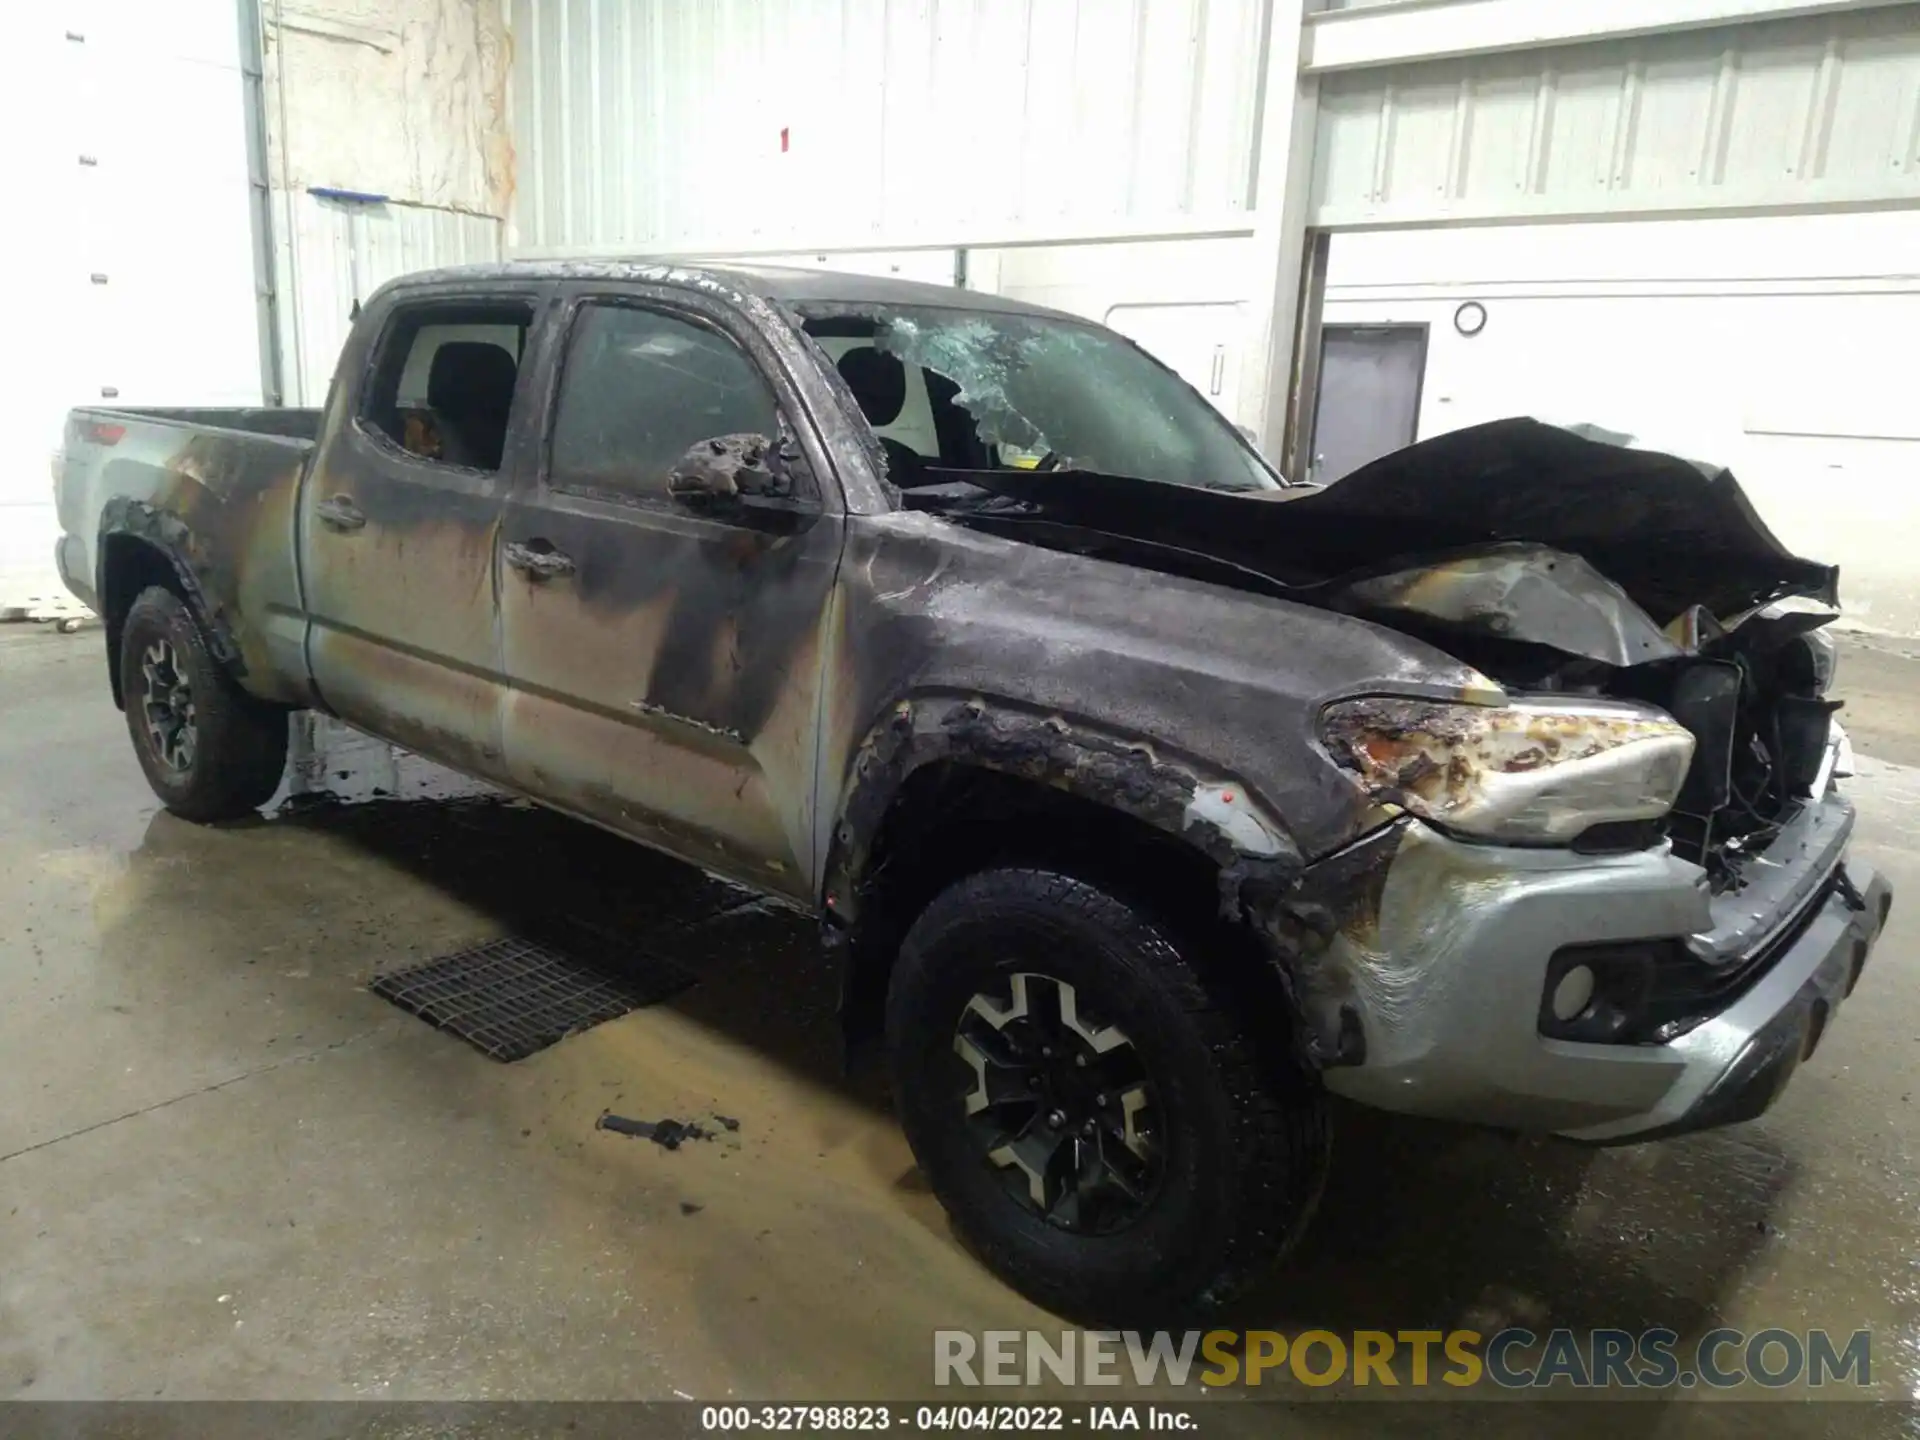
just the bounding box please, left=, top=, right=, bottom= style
left=508, top=0, right=1272, bottom=254
left=275, top=193, right=504, bottom=404
left=1312, top=5, right=1920, bottom=225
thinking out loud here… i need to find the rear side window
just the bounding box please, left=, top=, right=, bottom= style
left=361, top=301, right=533, bottom=473
left=548, top=303, right=779, bottom=501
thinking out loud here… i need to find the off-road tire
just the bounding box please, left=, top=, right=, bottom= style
left=119, top=585, right=288, bottom=821
left=886, top=866, right=1330, bottom=1323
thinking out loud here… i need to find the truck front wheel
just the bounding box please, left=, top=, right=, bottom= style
left=119, top=586, right=288, bottom=821
left=886, top=866, right=1330, bottom=1322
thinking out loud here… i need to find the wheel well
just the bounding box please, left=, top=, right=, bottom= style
left=99, top=535, right=188, bottom=709
left=838, top=762, right=1274, bottom=1051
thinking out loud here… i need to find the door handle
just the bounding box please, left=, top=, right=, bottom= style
left=315, top=494, right=366, bottom=531
left=503, top=540, right=576, bottom=580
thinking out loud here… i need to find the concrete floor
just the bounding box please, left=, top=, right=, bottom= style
left=2, top=622, right=1918, bottom=1429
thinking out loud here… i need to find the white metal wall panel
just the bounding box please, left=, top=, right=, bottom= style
left=275, top=193, right=505, bottom=404
left=696, top=250, right=963, bottom=284
left=1324, top=212, right=1920, bottom=633
left=1311, top=4, right=1920, bottom=226
left=0, top=23, right=81, bottom=617
left=1301, top=0, right=1920, bottom=70
left=508, top=0, right=1270, bottom=255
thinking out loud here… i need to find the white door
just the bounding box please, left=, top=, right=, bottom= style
left=1104, top=303, right=1247, bottom=420
left=0, top=22, right=86, bottom=616
left=0, top=3, right=264, bottom=617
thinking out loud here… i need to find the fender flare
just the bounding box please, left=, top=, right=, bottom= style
left=821, top=691, right=1303, bottom=924
left=97, top=498, right=246, bottom=706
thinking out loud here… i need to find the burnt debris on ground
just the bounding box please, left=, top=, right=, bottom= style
left=597, top=1113, right=712, bottom=1149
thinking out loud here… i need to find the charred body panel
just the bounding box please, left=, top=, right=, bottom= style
left=812, top=510, right=1494, bottom=902
left=495, top=280, right=855, bottom=899
left=1325, top=543, right=1685, bottom=670
left=906, top=426, right=1845, bottom=889
left=265, top=264, right=898, bottom=897
left=1281, top=418, right=1836, bottom=624
left=933, top=418, right=1833, bottom=627
left=72, top=416, right=315, bottom=710
left=97, top=497, right=246, bottom=675
left=294, top=280, right=548, bottom=788
left=809, top=507, right=1499, bottom=1058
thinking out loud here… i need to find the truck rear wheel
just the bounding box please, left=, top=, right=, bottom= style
left=886, top=866, right=1330, bottom=1322
left=119, top=586, right=288, bottom=822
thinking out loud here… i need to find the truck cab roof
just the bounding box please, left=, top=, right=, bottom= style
left=375, top=258, right=1079, bottom=321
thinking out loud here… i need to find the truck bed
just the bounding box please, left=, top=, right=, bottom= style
left=54, top=406, right=320, bottom=704
left=72, top=406, right=323, bottom=443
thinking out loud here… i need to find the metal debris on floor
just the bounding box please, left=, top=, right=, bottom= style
left=598, top=1113, right=712, bottom=1149
left=368, top=934, right=694, bottom=1062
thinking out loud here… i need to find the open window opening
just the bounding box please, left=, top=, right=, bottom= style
left=362, top=301, right=534, bottom=473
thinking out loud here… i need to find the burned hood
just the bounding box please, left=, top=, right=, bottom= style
left=940, top=418, right=1837, bottom=629
left=1280, top=419, right=1836, bottom=622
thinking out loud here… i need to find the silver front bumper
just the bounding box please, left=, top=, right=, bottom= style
left=1318, top=792, right=1892, bottom=1141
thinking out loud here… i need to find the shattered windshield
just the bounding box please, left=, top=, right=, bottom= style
left=798, top=305, right=1281, bottom=494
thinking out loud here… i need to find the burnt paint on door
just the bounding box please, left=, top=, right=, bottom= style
left=300, top=287, right=546, bottom=784
left=496, top=289, right=844, bottom=900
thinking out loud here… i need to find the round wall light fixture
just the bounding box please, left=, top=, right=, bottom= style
left=1454, top=301, right=1488, bottom=337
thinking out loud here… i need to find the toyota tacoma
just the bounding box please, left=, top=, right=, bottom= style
left=52, top=262, right=1892, bottom=1320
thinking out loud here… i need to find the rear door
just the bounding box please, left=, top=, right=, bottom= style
left=300, top=286, right=544, bottom=782
left=497, top=285, right=845, bottom=901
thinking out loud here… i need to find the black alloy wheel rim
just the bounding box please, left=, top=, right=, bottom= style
left=140, top=637, right=197, bottom=772
left=952, top=971, right=1162, bottom=1235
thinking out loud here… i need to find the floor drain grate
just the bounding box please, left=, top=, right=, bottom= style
left=369, top=935, right=694, bottom=1062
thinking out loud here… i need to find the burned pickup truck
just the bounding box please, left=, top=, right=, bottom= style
left=54, top=262, right=1891, bottom=1320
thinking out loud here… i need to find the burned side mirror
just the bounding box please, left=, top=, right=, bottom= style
left=667, top=433, right=788, bottom=504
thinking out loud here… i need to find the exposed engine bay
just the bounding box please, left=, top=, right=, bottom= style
left=905, top=418, right=1845, bottom=891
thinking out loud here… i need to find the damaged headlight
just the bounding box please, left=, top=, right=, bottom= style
left=1321, top=696, right=1696, bottom=844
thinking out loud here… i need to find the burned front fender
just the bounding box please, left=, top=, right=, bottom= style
left=821, top=691, right=1302, bottom=926
left=812, top=510, right=1497, bottom=906
left=810, top=509, right=1506, bottom=1068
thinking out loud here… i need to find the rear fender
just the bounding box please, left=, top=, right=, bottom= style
left=97, top=500, right=245, bottom=708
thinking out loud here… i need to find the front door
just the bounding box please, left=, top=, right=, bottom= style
left=497, top=288, right=843, bottom=901
left=1308, top=323, right=1429, bottom=484
left=300, top=288, right=541, bottom=782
